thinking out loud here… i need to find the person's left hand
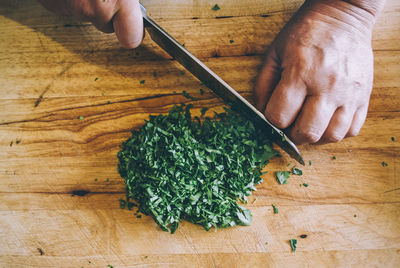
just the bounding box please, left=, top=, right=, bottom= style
left=254, top=0, right=379, bottom=145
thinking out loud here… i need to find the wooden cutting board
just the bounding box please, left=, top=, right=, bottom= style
left=0, top=0, right=399, bottom=267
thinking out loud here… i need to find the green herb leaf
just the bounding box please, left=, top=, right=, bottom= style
left=140, top=80, right=145, bottom=84
left=332, top=156, right=337, bottom=160
left=276, top=171, right=290, bottom=184
left=381, top=161, right=388, bottom=167
left=212, top=4, right=220, bottom=11
left=229, top=39, right=234, bottom=44
left=302, top=183, right=309, bottom=187
left=78, top=116, right=84, bottom=120
left=289, top=239, right=297, bottom=252
left=309, top=160, right=312, bottom=166
left=182, top=90, right=198, bottom=100
left=292, top=167, right=303, bottom=175
left=272, top=204, right=278, bottom=214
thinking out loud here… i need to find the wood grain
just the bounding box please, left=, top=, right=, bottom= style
left=0, top=0, right=399, bottom=267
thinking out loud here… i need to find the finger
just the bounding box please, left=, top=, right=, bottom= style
left=254, top=47, right=281, bottom=112
left=317, top=106, right=355, bottom=144
left=264, top=70, right=307, bottom=129
left=113, top=0, right=144, bottom=49
left=289, top=96, right=336, bottom=144
left=346, top=104, right=369, bottom=137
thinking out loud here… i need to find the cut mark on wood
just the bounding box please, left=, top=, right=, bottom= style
left=215, top=16, right=233, bottom=19
left=37, top=247, right=44, bottom=255
left=383, top=187, right=400, bottom=193
left=71, top=190, right=90, bottom=197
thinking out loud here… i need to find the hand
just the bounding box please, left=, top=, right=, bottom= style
left=37, top=0, right=143, bottom=48
left=255, top=0, right=384, bottom=145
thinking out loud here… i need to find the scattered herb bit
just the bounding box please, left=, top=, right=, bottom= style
left=78, top=116, right=84, bottom=120
left=275, top=171, right=290, bottom=184
left=199, top=88, right=205, bottom=95
left=332, top=156, right=337, bottom=160
left=180, top=70, right=186, bottom=75
left=182, top=90, right=198, bottom=101
left=354, top=214, right=357, bottom=217
left=182, top=43, right=185, bottom=47
left=200, top=107, right=209, bottom=116
left=271, top=204, right=278, bottom=214
left=94, top=178, right=98, bottom=181
left=391, top=137, right=395, bottom=141
left=119, top=198, right=126, bottom=209
left=106, top=178, right=110, bottom=182
left=292, top=167, right=303, bottom=176
left=137, top=215, right=142, bottom=218
left=10, top=141, right=13, bottom=147
left=140, top=80, right=145, bottom=85
left=71, top=190, right=89, bottom=197
left=145, top=256, right=149, bottom=259
left=15, top=139, right=21, bottom=144
left=153, top=71, right=157, bottom=77
left=212, top=4, right=220, bottom=11
left=107, top=265, right=113, bottom=268
left=381, top=161, right=388, bottom=167
left=282, top=135, right=286, bottom=142
left=252, top=197, right=257, bottom=204
left=309, top=160, right=312, bottom=166
left=300, top=234, right=307, bottom=239
left=289, top=239, right=297, bottom=252
left=118, top=104, right=278, bottom=233
left=287, top=162, right=292, bottom=167
left=302, top=183, right=309, bottom=187
left=229, top=39, right=234, bottom=44
left=107, top=101, right=111, bottom=104
left=94, top=77, right=98, bottom=81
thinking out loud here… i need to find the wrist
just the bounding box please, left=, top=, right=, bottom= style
left=299, top=0, right=385, bottom=37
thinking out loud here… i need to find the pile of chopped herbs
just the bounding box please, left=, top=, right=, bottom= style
left=118, top=104, right=278, bottom=233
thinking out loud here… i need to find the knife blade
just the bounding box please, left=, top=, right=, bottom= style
left=139, top=4, right=304, bottom=165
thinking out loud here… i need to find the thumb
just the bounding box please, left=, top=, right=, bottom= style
left=113, top=0, right=144, bottom=49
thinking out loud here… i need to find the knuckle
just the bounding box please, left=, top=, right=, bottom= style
left=297, top=129, right=321, bottom=143
left=326, top=132, right=344, bottom=143
left=266, top=110, right=290, bottom=129
left=347, top=128, right=360, bottom=137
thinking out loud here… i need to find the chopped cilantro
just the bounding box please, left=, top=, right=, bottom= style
left=78, top=116, right=84, bottom=120
left=391, top=137, right=395, bottom=141
left=289, top=239, right=297, bottom=252
left=140, top=80, right=145, bottom=84
left=94, top=77, right=98, bottom=81
left=271, top=204, right=278, bottom=214
left=309, top=160, right=312, bottom=166
left=107, top=265, right=113, bottom=268
left=94, top=178, right=98, bottom=181
left=153, top=71, right=157, bottom=77
left=381, top=161, right=388, bottom=167
left=212, top=4, right=220, bottom=11
left=118, top=104, right=278, bottom=233
left=292, top=167, right=302, bottom=175
left=180, top=70, right=186, bottom=75
left=300, top=234, right=307, bottom=239
left=276, top=171, right=290, bottom=184
left=106, top=178, right=109, bottom=182
left=332, top=156, right=337, bottom=160
left=199, top=88, right=205, bottom=95
left=107, top=100, right=111, bottom=104
left=229, top=39, right=234, bottom=44
left=302, top=183, right=309, bottom=187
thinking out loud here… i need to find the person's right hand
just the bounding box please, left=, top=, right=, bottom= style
left=37, top=0, right=144, bottom=49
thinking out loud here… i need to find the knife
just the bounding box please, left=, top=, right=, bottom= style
left=139, top=4, right=304, bottom=165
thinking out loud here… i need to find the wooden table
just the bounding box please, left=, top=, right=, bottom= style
left=1, top=0, right=399, bottom=267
